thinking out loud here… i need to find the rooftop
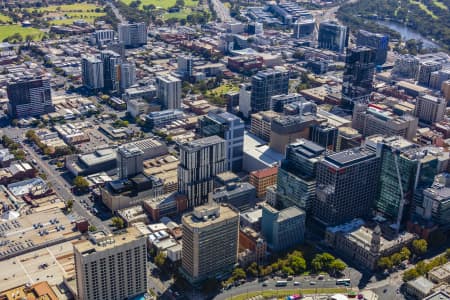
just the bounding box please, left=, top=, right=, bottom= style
left=180, top=135, right=224, bottom=152
left=324, top=147, right=377, bottom=168
left=407, top=276, right=435, bottom=294
left=250, top=166, right=278, bottom=179
left=183, top=204, right=238, bottom=229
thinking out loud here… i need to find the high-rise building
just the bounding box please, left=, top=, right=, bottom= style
left=392, top=54, right=420, bottom=78
left=81, top=56, right=104, bottom=90
left=417, top=61, right=442, bottom=87
left=341, top=47, right=376, bottom=107
left=292, top=17, right=315, bottom=39
left=249, top=166, right=278, bottom=199
left=74, top=228, right=147, bottom=300
left=318, top=21, right=348, bottom=53
left=419, top=174, right=450, bottom=226
left=120, top=61, right=136, bottom=91
left=199, top=109, right=245, bottom=171
left=277, top=139, right=325, bottom=211
left=261, top=203, right=306, bottom=252
left=429, top=68, right=450, bottom=90
left=177, top=55, right=193, bottom=79
left=118, top=23, right=147, bottom=47
left=356, top=30, right=389, bottom=65
left=335, top=127, right=362, bottom=151
left=310, top=123, right=338, bottom=150
left=7, top=77, right=53, bottom=118
left=250, top=110, right=280, bottom=141
left=251, top=67, right=289, bottom=112
left=415, top=94, right=447, bottom=124
left=93, top=29, right=115, bottom=47
left=270, top=93, right=304, bottom=112
left=314, top=147, right=380, bottom=226
left=181, top=203, right=239, bottom=284
left=156, top=75, right=182, bottom=110
left=178, top=136, right=227, bottom=207
left=352, top=103, right=418, bottom=141
left=101, top=50, right=122, bottom=92
left=117, top=144, right=144, bottom=179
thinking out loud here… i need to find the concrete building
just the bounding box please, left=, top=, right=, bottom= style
left=178, top=136, right=227, bottom=207
left=120, top=61, right=136, bottom=91
left=199, top=109, right=244, bottom=171
left=66, top=148, right=117, bottom=176
left=315, top=147, right=380, bottom=226
left=145, top=109, right=184, bottom=129
left=81, top=56, right=104, bottom=90
left=356, top=30, right=389, bottom=65
left=250, top=110, right=280, bottom=141
left=93, top=29, right=114, bottom=46
left=243, top=132, right=284, bottom=172
left=213, top=182, right=256, bottom=211
left=415, top=94, right=446, bottom=124
left=419, top=174, right=450, bottom=227
left=336, top=127, right=362, bottom=151
left=261, top=203, right=305, bottom=252
left=318, top=21, right=348, bottom=53
left=251, top=67, right=289, bottom=112
left=7, top=77, right=53, bottom=118
left=177, top=55, right=193, bottom=79
left=181, top=204, right=239, bottom=284
left=393, top=54, right=420, bottom=78
left=270, top=93, right=304, bottom=112
left=118, top=23, right=147, bottom=47
left=277, top=139, right=325, bottom=211
left=417, top=61, right=442, bottom=87
left=249, top=166, right=278, bottom=199
left=352, top=103, right=418, bottom=141
left=405, top=276, right=435, bottom=299
left=156, top=75, right=182, bottom=110
left=74, top=228, right=147, bottom=300
left=239, top=83, right=252, bottom=118
left=325, top=219, right=415, bottom=270
left=429, top=68, right=450, bottom=90
left=293, top=17, right=315, bottom=39
left=270, top=114, right=320, bottom=154
left=341, top=47, right=376, bottom=106
left=117, top=144, right=144, bottom=179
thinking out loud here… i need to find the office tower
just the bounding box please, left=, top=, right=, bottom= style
left=393, top=54, right=420, bottom=78
left=120, top=61, right=136, bottom=91
left=181, top=203, right=239, bottom=284
left=118, top=23, right=147, bottom=47
left=352, top=103, right=418, bottom=141
left=251, top=67, right=289, bottom=112
left=199, top=109, right=244, bottom=172
left=250, top=111, right=280, bottom=141
left=419, top=174, right=450, bottom=226
left=365, top=136, right=441, bottom=225
left=261, top=203, right=305, bottom=252
left=415, top=94, right=446, bottom=124
left=292, top=17, right=315, bottom=39
left=7, top=77, right=53, bottom=118
left=429, top=68, right=450, bottom=90
left=81, top=56, right=104, bottom=90
left=93, top=29, right=115, bottom=46
left=74, top=228, right=147, bottom=300
left=270, top=93, right=304, bottom=112
left=156, top=75, right=182, bottom=109
left=318, top=21, right=348, bottom=53
left=117, top=144, right=144, bottom=179
left=101, top=50, right=122, bottom=92
left=239, top=83, right=252, bottom=118
left=314, top=147, right=380, bottom=226
left=356, top=30, right=389, bottom=65
left=417, top=61, right=442, bottom=87
left=177, top=55, right=193, bottom=79
left=310, top=124, right=338, bottom=150
left=277, top=139, right=325, bottom=211
left=341, top=47, right=376, bottom=107
left=178, top=136, right=227, bottom=207
left=270, top=114, right=320, bottom=154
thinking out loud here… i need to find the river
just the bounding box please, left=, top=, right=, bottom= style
left=376, top=20, right=439, bottom=49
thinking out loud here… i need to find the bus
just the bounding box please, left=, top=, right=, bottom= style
left=336, top=279, right=351, bottom=286
left=276, top=280, right=288, bottom=287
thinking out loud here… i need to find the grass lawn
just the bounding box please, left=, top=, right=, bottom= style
left=121, top=0, right=198, bottom=9
left=432, top=0, right=448, bottom=9
left=206, top=83, right=239, bottom=96
left=163, top=8, right=191, bottom=20
left=228, top=288, right=348, bottom=300
left=27, top=3, right=101, bottom=13
left=0, top=25, right=43, bottom=41
left=49, top=12, right=106, bottom=25
left=0, top=14, right=12, bottom=23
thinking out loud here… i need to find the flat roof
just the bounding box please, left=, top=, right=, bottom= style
left=324, top=147, right=376, bottom=168
left=182, top=204, right=238, bottom=229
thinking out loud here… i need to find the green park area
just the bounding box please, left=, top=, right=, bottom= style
left=163, top=8, right=192, bottom=20
left=206, top=83, right=239, bottom=97
left=26, top=3, right=105, bottom=25
left=0, top=25, right=43, bottom=42
left=121, top=0, right=198, bottom=9
left=0, top=14, right=12, bottom=23
left=228, top=288, right=348, bottom=300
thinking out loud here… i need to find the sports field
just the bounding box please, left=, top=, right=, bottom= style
left=121, top=0, right=198, bottom=9
left=0, top=25, right=43, bottom=41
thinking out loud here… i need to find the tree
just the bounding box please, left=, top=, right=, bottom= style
left=88, top=225, right=97, bottom=232
left=26, top=129, right=36, bottom=140
left=66, top=199, right=74, bottom=211
left=377, top=257, right=393, bottom=270
left=73, top=176, right=89, bottom=191
left=232, top=268, right=246, bottom=280
left=56, top=161, right=64, bottom=168
left=403, top=268, right=420, bottom=282
left=155, top=252, right=166, bottom=268
left=246, top=262, right=259, bottom=277
left=446, top=248, right=450, bottom=259
left=390, top=253, right=403, bottom=266
left=288, top=251, right=306, bottom=274
left=111, top=217, right=125, bottom=230
left=412, top=239, right=428, bottom=256
left=329, top=259, right=347, bottom=276
left=400, top=247, right=411, bottom=261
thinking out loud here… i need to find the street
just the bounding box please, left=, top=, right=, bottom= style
left=210, top=0, right=234, bottom=23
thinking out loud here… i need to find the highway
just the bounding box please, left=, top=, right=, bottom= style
left=210, top=0, right=234, bottom=22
